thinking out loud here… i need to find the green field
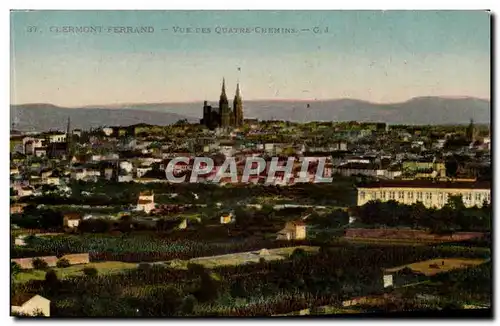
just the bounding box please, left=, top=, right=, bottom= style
left=22, top=233, right=213, bottom=254
left=14, top=261, right=138, bottom=283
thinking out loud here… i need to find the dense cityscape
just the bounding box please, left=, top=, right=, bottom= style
left=10, top=78, right=492, bottom=317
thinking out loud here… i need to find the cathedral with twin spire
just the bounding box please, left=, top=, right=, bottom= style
left=200, top=78, right=243, bottom=130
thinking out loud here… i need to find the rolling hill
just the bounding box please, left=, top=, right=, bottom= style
left=10, top=96, right=490, bottom=132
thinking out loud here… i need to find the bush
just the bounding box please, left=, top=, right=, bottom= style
left=290, top=248, right=307, bottom=260
left=12, top=309, right=46, bottom=317
left=32, top=258, right=48, bottom=270
left=180, top=295, right=197, bottom=315
left=56, top=258, right=71, bottom=268
left=230, top=280, right=248, bottom=298
left=83, top=267, right=98, bottom=277
left=45, top=269, right=59, bottom=286
left=11, top=262, right=21, bottom=276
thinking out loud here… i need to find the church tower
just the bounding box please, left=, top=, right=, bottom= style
left=202, top=101, right=212, bottom=128
left=233, top=83, right=243, bottom=127
left=466, top=118, right=475, bottom=142
left=219, top=78, right=230, bottom=128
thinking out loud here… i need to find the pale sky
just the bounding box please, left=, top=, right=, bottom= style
left=10, top=10, right=491, bottom=107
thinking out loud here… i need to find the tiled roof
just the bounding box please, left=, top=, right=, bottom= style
left=64, top=212, right=82, bottom=220
left=11, top=293, right=36, bottom=306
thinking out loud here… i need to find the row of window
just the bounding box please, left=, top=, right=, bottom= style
left=359, top=190, right=490, bottom=202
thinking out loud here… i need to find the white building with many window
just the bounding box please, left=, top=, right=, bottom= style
left=357, top=180, right=491, bottom=209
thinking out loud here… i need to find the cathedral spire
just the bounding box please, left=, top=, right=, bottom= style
left=219, top=77, right=228, bottom=106
left=219, top=77, right=230, bottom=128
left=221, top=77, right=227, bottom=96
left=233, top=83, right=243, bottom=127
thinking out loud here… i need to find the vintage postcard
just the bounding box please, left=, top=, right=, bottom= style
left=10, top=10, right=491, bottom=318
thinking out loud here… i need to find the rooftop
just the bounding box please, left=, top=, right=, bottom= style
left=358, top=180, right=491, bottom=190
left=11, top=293, right=37, bottom=307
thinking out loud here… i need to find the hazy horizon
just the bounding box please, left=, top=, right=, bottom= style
left=11, top=10, right=490, bottom=107
left=11, top=94, right=491, bottom=109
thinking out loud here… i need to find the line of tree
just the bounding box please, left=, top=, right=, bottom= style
left=354, top=196, right=491, bottom=233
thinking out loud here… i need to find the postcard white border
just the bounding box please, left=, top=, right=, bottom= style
left=3, top=1, right=498, bottom=326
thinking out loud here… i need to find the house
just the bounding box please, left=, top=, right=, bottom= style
left=45, top=176, right=61, bottom=186
left=11, top=294, right=50, bottom=317
left=102, top=127, right=114, bottom=136
left=46, top=142, right=68, bottom=159
left=33, top=147, right=47, bottom=157
left=333, top=162, right=386, bottom=178
left=73, top=129, right=82, bottom=137
left=103, top=168, right=114, bottom=180
left=118, top=174, right=133, bottom=183
left=220, top=211, right=235, bottom=224
left=63, top=212, right=83, bottom=229
left=357, top=180, right=491, bottom=208
left=18, top=186, right=34, bottom=198
left=402, top=159, right=446, bottom=178
left=23, top=137, right=45, bottom=155
left=119, top=161, right=134, bottom=173
left=46, top=132, right=67, bottom=143
left=136, top=166, right=152, bottom=178
left=137, top=191, right=155, bottom=213
left=14, top=234, right=27, bottom=246
left=11, top=203, right=27, bottom=214
left=276, top=220, right=307, bottom=240
left=40, top=169, right=53, bottom=179
left=71, top=168, right=101, bottom=181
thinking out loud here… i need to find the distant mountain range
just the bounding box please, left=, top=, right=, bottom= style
left=10, top=104, right=196, bottom=133
left=10, top=97, right=490, bottom=132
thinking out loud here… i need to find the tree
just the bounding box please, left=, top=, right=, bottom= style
left=78, top=218, right=111, bottom=233
left=140, top=287, right=183, bottom=316
left=290, top=248, right=307, bottom=260
left=56, top=258, right=70, bottom=268
left=175, top=119, right=189, bottom=126
left=32, top=258, right=48, bottom=270
left=230, top=279, right=248, bottom=298
left=445, top=195, right=466, bottom=211
left=466, top=119, right=475, bottom=142
left=189, top=264, right=221, bottom=303
left=11, top=262, right=21, bottom=280
left=180, top=295, right=197, bottom=315
left=83, top=267, right=98, bottom=277
left=44, top=269, right=59, bottom=287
